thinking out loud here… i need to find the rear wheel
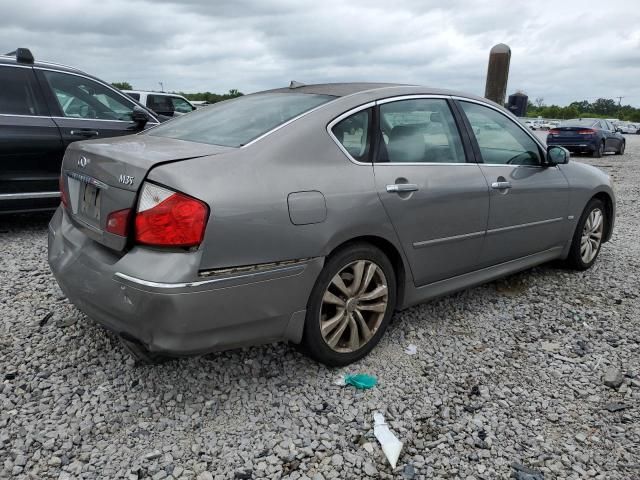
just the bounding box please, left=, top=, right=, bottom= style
left=567, top=198, right=606, bottom=270
left=615, top=141, right=625, bottom=155
left=301, top=243, right=396, bottom=366
left=592, top=141, right=604, bottom=158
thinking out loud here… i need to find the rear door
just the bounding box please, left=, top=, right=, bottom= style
left=0, top=64, right=63, bottom=205
left=370, top=97, right=489, bottom=286
left=35, top=69, right=157, bottom=145
left=456, top=99, right=569, bottom=266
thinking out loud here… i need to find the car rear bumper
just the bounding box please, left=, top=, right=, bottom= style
left=48, top=207, right=323, bottom=355
left=547, top=139, right=597, bottom=152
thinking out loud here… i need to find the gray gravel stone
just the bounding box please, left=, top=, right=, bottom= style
left=603, top=367, right=624, bottom=389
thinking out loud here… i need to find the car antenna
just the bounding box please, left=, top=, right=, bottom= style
left=289, top=80, right=306, bottom=89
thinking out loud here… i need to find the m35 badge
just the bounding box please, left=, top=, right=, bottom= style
left=118, top=174, right=135, bottom=186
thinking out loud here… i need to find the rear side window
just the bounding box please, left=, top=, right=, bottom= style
left=126, top=92, right=140, bottom=101
left=148, top=93, right=334, bottom=147
left=378, top=98, right=466, bottom=163
left=331, top=109, right=372, bottom=162
left=0, top=66, right=45, bottom=115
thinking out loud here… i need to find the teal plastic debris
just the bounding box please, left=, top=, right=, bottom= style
left=344, top=373, right=377, bottom=390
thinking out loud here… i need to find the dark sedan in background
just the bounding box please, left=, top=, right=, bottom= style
left=547, top=118, right=625, bottom=157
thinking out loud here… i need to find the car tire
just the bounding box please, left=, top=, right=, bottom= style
left=592, top=141, right=604, bottom=158
left=301, top=243, right=397, bottom=366
left=119, top=337, right=169, bottom=365
left=566, top=198, right=606, bottom=271
left=615, top=141, right=625, bottom=155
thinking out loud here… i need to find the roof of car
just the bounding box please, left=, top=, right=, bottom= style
left=0, top=52, right=88, bottom=76
left=261, top=82, right=410, bottom=97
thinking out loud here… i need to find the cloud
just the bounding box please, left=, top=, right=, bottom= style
left=1, top=0, right=639, bottom=105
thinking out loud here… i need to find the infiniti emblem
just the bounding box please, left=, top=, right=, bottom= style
left=77, top=156, right=89, bottom=168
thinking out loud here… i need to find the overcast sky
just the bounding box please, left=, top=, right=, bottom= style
left=2, top=0, right=639, bottom=106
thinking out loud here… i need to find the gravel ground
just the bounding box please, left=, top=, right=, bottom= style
left=1, top=134, right=639, bottom=480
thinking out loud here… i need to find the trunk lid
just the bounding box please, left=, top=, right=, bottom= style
left=61, top=134, right=232, bottom=251
left=549, top=126, right=596, bottom=139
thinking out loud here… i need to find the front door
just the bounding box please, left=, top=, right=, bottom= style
left=457, top=100, right=569, bottom=266
left=373, top=97, right=489, bottom=286
left=36, top=69, right=154, bottom=147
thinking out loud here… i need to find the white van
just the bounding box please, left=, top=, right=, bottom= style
left=123, top=90, right=195, bottom=117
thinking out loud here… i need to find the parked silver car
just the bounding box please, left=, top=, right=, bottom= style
left=49, top=83, right=615, bottom=366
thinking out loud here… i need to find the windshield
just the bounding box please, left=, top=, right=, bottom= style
left=560, top=119, right=599, bottom=128
left=147, top=93, right=334, bottom=147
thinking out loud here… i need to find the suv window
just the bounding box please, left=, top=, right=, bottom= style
left=331, top=109, right=372, bottom=162
left=42, top=71, right=134, bottom=121
left=379, top=98, right=465, bottom=163
left=0, top=66, right=45, bottom=116
left=171, top=97, right=194, bottom=114
left=148, top=93, right=334, bottom=147
left=126, top=92, right=140, bottom=101
left=147, top=95, right=176, bottom=115
left=460, top=101, right=541, bottom=166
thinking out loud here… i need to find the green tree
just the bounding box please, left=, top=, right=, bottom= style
left=111, top=81, right=132, bottom=90
left=591, top=98, right=617, bottom=116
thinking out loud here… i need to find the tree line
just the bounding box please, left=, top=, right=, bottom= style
left=527, top=97, right=640, bottom=122
left=110, top=82, right=244, bottom=104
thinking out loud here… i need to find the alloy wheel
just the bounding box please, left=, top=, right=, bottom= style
left=319, top=260, right=389, bottom=353
left=580, top=208, right=604, bottom=264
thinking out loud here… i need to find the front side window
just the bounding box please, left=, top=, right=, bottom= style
left=148, top=93, right=334, bottom=147
left=460, top=101, right=541, bottom=166
left=42, top=71, right=134, bottom=121
left=331, top=109, right=372, bottom=162
left=0, top=66, right=44, bottom=116
left=171, top=97, right=194, bottom=114
left=378, top=99, right=466, bottom=163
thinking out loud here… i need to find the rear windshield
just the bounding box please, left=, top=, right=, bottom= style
left=560, top=119, right=599, bottom=128
left=147, top=93, right=334, bottom=147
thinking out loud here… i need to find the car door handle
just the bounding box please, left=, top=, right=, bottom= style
left=491, top=181, right=512, bottom=189
left=70, top=130, right=100, bottom=137
left=386, top=184, right=419, bottom=193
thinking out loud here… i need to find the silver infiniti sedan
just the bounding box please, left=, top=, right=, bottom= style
left=48, top=83, right=615, bottom=366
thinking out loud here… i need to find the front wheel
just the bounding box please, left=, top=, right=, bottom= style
left=301, top=243, right=397, bottom=366
left=615, top=141, right=625, bottom=155
left=566, top=198, right=606, bottom=270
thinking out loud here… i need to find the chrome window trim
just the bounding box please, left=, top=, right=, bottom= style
left=451, top=95, right=548, bottom=155
left=241, top=97, right=337, bottom=149
left=0, top=113, right=48, bottom=119
left=326, top=101, right=376, bottom=166
left=376, top=94, right=450, bottom=104
left=35, top=67, right=160, bottom=124
left=0, top=191, right=60, bottom=200
left=375, top=162, right=478, bottom=167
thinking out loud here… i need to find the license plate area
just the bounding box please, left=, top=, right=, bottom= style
left=67, top=175, right=101, bottom=224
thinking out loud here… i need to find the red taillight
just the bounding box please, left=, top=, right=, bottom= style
left=548, top=129, right=560, bottom=136
left=59, top=175, right=69, bottom=208
left=577, top=129, right=595, bottom=135
left=134, top=182, right=209, bottom=247
left=106, top=208, right=131, bottom=236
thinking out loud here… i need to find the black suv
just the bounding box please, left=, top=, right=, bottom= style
left=0, top=48, right=160, bottom=213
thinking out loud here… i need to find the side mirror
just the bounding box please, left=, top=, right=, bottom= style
left=547, top=146, right=569, bottom=166
left=132, top=106, right=150, bottom=128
